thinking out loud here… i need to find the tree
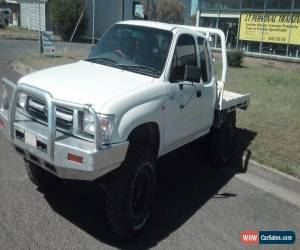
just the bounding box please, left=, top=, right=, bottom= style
left=49, top=0, right=87, bottom=40
left=142, top=0, right=185, bottom=24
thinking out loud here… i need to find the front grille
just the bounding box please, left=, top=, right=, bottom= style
left=26, top=97, right=74, bottom=130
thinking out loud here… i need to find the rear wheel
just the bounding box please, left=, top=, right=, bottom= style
left=209, top=111, right=236, bottom=166
left=105, top=145, right=157, bottom=239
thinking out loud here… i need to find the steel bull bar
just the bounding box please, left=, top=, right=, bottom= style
left=0, top=78, right=128, bottom=180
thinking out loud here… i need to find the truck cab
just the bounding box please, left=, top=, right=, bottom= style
left=0, top=20, right=249, bottom=239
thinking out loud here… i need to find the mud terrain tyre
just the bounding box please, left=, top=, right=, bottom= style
left=210, top=111, right=236, bottom=166
left=25, top=161, right=61, bottom=189
left=105, top=145, right=157, bottom=239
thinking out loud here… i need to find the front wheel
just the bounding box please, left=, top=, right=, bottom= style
left=105, top=145, right=157, bottom=239
left=25, top=161, right=61, bottom=189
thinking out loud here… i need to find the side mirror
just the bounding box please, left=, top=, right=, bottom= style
left=184, top=65, right=201, bottom=83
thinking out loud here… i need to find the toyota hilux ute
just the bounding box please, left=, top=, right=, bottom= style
left=0, top=20, right=249, bottom=239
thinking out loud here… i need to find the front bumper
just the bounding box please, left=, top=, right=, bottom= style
left=0, top=78, right=128, bottom=181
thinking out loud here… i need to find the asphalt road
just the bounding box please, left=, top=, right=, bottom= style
left=0, top=39, right=299, bottom=249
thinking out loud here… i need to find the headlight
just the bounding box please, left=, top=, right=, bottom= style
left=83, top=112, right=115, bottom=143
left=17, top=93, right=27, bottom=109
left=99, top=114, right=115, bottom=142
left=83, top=112, right=95, bottom=135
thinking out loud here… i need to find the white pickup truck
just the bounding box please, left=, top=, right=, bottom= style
left=0, top=20, right=249, bottom=239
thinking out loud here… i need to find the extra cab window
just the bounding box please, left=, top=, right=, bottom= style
left=170, top=34, right=197, bottom=82
left=197, top=37, right=212, bottom=83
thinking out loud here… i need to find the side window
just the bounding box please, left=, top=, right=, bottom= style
left=197, top=37, right=212, bottom=83
left=170, top=34, right=197, bottom=82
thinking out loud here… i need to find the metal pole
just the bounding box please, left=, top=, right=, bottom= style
left=92, top=0, right=95, bottom=44
left=286, top=0, right=295, bottom=56
left=39, top=0, right=41, bottom=54
left=196, top=10, right=200, bottom=27
left=236, top=0, right=242, bottom=49
left=215, top=10, right=220, bottom=48
left=259, top=0, right=267, bottom=54
left=236, top=12, right=241, bottom=49
left=196, top=0, right=200, bottom=27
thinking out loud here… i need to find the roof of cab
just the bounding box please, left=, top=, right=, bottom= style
left=117, top=20, right=180, bottom=31
left=116, top=20, right=208, bottom=39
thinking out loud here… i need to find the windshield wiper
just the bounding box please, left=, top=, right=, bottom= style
left=86, top=57, right=118, bottom=65
left=86, top=59, right=160, bottom=75
left=117, top=64, right=160, bottom=74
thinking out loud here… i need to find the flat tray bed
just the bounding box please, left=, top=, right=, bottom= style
left=218, top=90, right=250, bottom=111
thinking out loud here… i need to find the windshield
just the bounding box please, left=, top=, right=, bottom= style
left=87, top=24, right=173, bottom=77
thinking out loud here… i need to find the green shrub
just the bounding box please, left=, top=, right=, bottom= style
left=227, top=49, right=244, bottom=67
left=50, top=0, right=87, bottom=41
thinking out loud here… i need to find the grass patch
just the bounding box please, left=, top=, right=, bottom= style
left=0, top=27, right=61, bottom=40
left=17, top=47, right=90, bottom=71
left=19, top=54, right=76, bottom=71
left=219, top=58, right=300, bottom=178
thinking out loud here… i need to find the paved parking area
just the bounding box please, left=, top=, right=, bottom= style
left=0, top=135, right=299, bottom=249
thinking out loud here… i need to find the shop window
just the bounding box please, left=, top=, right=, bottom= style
left=253, top=0, right=265, bottom=9
left=295, top=1, right=300, bottom=9
left=241, top=0, right=252, bottom=9
left=219, top=0, right=240, bottom=9
left=262, top=43, right=287, bottom=56
left=200, top=0, right=222, bottom=9
left=209, top=0, right=222, bottom=9
left=199, top=0, right=208, bottom=9
left=266, top=0, right=279, bottom=9
left=218, top=18, right=239, bottom=48
left=278, top=0, right=292, bottom=9
left=199, top=17, right=218, bottom=28
left=288, top=45, right=300, bottom=58
left=240, top=41, right=260, bottom=53
left=199, top=17, right=218, bottom=47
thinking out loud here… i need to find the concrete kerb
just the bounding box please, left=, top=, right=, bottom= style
left=247, top=159, right=300, bottom=195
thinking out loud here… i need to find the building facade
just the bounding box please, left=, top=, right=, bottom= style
left=0, top=0, right=19, bottom=26
left=20, top=0, right=48, bottom=31
left=197, top=0, right=300, bottom=59
left=84, top=0, right=138, bottom=39
left=84, top=0, right=193, bottom=39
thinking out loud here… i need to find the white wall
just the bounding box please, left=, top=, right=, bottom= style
left=85, top=0, right=134, bottom=39
left=84, top=0, right=192, bottom=39
left=20, top=0, right=46, bottom=31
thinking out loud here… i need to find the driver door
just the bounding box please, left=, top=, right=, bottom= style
left=164, top=34, right=201, bottom=149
